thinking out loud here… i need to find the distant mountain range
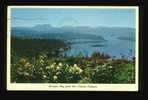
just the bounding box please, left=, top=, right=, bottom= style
left=11, top=24, right=135, bottom=41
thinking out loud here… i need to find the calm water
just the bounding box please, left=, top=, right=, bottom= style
left=66, top=37, right=135, bottom=59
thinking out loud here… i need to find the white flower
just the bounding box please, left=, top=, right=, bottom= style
left=24, top=62, right=30, bottom=67
left=56, top=66, right=60, bottom=70
left=24, top=72, right=29, bottom=76
left=43, top=75, right=47, bottom=78
left=69, top=65, right=83, bottom=74
left=76, top=67, right=80, bottom=70
left=69, top=68, right=72, bottom=73
left=109, top=66, right=113, bottom=68
left=79, top=68, right=83, bottom=73
left=66, top=64, right=69, bottom=67
left=39, top=67, right=43, bottom=71
left=56, top=72, right=60, bottom=75
left=76, top=68, right=83, bottom=74
left=50, top=64, right=54, bottom=68
left=46, top=66, right=50, bottom=69
left=58, top=62, right=62, bottom=66
left=74, top=64, right=78, bottom=67
left=53, top=75, right=58, bottom=80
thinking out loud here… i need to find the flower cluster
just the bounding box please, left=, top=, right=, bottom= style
left=11, top=53, right=135, bottom=83
left=69, top=64, right=83, bottom=74
left=15, top=58, right=35, bottom=82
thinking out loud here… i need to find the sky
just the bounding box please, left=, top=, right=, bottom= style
left=11, top=8, right=136, bottom=28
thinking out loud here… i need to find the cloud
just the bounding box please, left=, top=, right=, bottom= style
left=11, top=17, right=48, bottom=21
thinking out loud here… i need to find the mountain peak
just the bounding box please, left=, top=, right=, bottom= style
left=33, top=24, right=52, bottom=28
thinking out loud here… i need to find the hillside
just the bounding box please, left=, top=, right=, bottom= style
left=11, top=24, right=135, bottom=42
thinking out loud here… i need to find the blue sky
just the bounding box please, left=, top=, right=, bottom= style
left=11, top=8, right=136, bottom=28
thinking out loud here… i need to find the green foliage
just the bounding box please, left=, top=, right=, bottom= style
left=11, top=38, right=135, bottom=83
left=11, top=37, right=68, bottom=57
left=11, top=52, right=135, bottom=83
left=113, top=63, right=135, bottom=83
left=91, top=63, right=115, bottom=83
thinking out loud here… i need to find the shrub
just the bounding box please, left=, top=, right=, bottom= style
left=11, top=53, right=135, bottom=83
left=91, top=63, right=115, bottom=83
left=113, top=63, right=135, bottom=83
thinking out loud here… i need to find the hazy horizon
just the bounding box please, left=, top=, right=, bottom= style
left=11, top=8, right=136, bottom=28
left=11, top=23, right=135, bottom=29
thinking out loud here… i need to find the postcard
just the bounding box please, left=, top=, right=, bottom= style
left=7, top=6, right=139, bottom=91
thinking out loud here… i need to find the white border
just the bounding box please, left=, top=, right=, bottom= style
left=7, top=6, right=139, bottom=91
